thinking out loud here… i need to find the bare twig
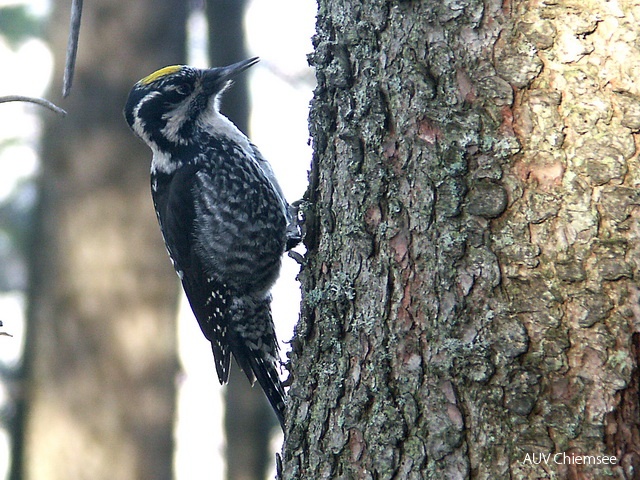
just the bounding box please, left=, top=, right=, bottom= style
left=0, top=95, right=67, bottom=116
left=63, top=0, right=83, bottom=97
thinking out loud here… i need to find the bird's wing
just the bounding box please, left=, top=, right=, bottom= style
left=157, top=160, right=287, bottom=427
left=159, top=164, right=233, bottom=383
left=190, top=163, right=287, bottom=427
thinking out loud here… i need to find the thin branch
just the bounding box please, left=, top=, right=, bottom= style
left=62, top=0, right=83, bottom=98
left=0, top=95, right=67, bottom=116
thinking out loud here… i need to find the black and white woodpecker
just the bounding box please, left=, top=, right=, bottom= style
left=124, top=58, right=299, bottom=429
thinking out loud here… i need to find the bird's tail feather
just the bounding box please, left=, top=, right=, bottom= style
left=229, top=296, right=286, bottom=429
left=235, top=345, right=286, bottom=429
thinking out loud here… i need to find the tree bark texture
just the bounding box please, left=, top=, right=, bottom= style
left=21, top=1, right=187, bottom=479
left=283, top=0, right=640, bottom=479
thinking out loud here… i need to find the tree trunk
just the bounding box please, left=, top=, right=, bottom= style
left=283, top=0, right=640, bottom=478
left=20, top=1, right=187, bottom=479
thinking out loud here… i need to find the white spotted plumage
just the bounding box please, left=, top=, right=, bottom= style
left=124, top=58, right=300, bottom=429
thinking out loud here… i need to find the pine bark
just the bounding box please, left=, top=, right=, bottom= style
left=282, top=0, right=640, bottom=478
left=20, top=1, right=187, bottom=479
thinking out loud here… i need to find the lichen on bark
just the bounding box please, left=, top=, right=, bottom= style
left=282, top=0, right=640, bottom=478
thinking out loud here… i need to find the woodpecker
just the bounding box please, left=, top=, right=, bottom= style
left=124, top=58, right=299, bottom=429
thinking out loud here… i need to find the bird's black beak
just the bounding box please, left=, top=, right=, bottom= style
left=202, top=57, right=259, bottom=94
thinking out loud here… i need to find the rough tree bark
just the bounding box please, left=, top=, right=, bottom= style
left=20, top=1, right=187, bottom=479
left=283, top=0, right=640, bottom=479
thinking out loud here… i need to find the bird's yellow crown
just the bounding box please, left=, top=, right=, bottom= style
left=139, top=65, right=183, bottom=85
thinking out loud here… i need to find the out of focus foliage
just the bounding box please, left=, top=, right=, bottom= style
left=0, top=5, right=42, bottom=48
left=0, top=5, right=44, bottom=292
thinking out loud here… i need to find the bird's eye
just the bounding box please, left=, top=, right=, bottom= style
left=175, top=84, right=193, bottom=96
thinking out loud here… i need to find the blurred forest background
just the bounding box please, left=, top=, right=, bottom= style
left=0, top=1, right=314, bottom=479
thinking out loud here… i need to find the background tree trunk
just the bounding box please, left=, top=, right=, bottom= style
left=19, top=1, right=187, bottom=479
left=283, top=0, right=640, bottom=478
left=207, top=1, right=278, bottom=479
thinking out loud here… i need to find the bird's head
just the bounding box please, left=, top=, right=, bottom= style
left=124, top=57, right=259, bottom=154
